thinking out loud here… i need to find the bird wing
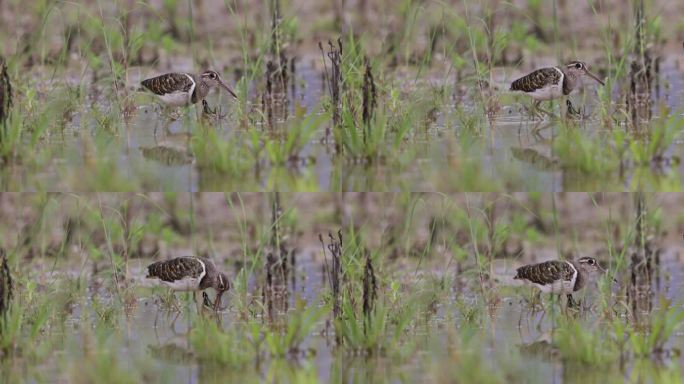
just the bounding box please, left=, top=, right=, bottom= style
left=514, top=260, right=574, bottom=286
left=141, top=73, right=195, bottom=95
left=510, top=67, right=562, bottom=93
left=147, top=256, right=205, bottom=282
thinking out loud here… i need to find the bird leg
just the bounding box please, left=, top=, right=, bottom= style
left=213, top=290, right=225, bottom=312
left=523, top=101, right=543, bottom=120
left=199, top=291, right=226, bottom=312
left=535, top=101, right=555, bottom=118
left=193, top=291, right=202, bottom=313
left=161, top=289, right=181, bottom=312
left=524, top=100, right=553, bottom=121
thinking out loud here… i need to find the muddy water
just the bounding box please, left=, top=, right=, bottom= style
left=23, top=247, right=684, bottom=383
left=2, top=63, right=683, bottom=192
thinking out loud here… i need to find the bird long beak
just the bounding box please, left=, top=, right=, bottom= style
left=213, top=290, right=224, bottom=312
left=585, top=70, right=605, bottom=86
left=219, top=80, right=238, bottom=99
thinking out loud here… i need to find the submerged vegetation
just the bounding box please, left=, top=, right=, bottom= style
left=0, top=0, right=680, bottom=191
left=1, top=0, right=684, bottom=381
left=0, top=193, right=681, bottom=381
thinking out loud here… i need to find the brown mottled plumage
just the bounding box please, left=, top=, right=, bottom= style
left=141, top=73, right=195, bottom=99
left=514, top=256, right=606, bottom=307
left=510, top=61, right=604, bottom=98
left=515, top=259, right=576, bottom=287
left=147, top=256, right=205, bottom=283
left=510, top=61, right=604, bottom=118
left=146, top=256, right=230, bottom=311
left=141, top=70, right=237, bottom=108
left=510, top=67, right=563, bottom=95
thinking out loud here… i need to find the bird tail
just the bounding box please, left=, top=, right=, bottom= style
left=512, top=264, right=528, bottom=280
left=491, top=260, right=525, bottom=286
left=144, top=264, right=156, bottom=279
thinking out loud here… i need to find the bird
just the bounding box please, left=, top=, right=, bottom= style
left=513, top=256, right=607, bottom=308
left=510, top=61, right=604, bottom=117
left=140, top=70, right=237, bottom=112
left=146, top=256, right=230, bottom=311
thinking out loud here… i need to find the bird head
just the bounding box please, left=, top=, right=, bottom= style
left=213, top=272, right=231, bottom=311
left=565, top=61, right=605, bottom=86
left=200, top=70, right=238, bottom=99
left=577, top=256, right=607, bottom=277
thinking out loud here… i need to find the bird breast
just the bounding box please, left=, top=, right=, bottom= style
left=159, top=92, right=193, bottom=107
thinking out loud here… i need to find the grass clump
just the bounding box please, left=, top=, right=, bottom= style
left=428, top=326, right=523, bottom=384
left=624, top=298, right=684, bottom=358
left=263, top=298, right=328, bottom=358
left=191, top=129, right=254, bottom=177
left=554, top=318, right=619, bottom=366
left=190, top=318, right=256, bottom=369
left=554, top=128, right=619, bottom=176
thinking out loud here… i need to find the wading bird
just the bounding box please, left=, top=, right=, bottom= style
left=514, top=256, right=607, bottom=308
left=510, top=61, right=604, bottom=117
left=141, top=70, right=237, bottom=117
left=146, top=256, right=230, bottom=312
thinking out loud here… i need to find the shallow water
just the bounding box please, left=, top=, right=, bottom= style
left=1, top=61, right=683, bottom=192
left=15, top=246, right=684, bottom=383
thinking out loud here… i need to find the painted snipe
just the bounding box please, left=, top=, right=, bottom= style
left=146, top=256, right=230, bottom=311
left=514, top=256, right=607, bottom=308
left=141, top=70, right=237, bottom=111
left=510, top=61, right=604, bottom=117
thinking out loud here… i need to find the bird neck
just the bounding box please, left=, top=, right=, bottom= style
left=560, top=67, right=577, bottom=95
left=198, top=257, right=217, bottom=289
left=190, top=74, right=209, bottom=104
left=199, top=270, right=215, bottom=289
left=570, top=260, right=586, bottom=292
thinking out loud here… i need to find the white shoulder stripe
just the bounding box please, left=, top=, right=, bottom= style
left=184, top=73, right=196, bottom=103
left=565, top=260, right=577, bottom=290
left=197, top=258, right=207, bottom=281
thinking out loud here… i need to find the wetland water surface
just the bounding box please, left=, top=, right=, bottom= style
left=4, top=0, right=684, bottom=382
left=24, top=249, right=684, bottom=383
left=3, top=60, right=684, bottom=192
left=0, top=193, right=682, bottom=383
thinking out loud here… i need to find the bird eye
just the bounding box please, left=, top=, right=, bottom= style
left=575, top=63, right=582, bottom=69
left=588, top=259, right=595, bottom=265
